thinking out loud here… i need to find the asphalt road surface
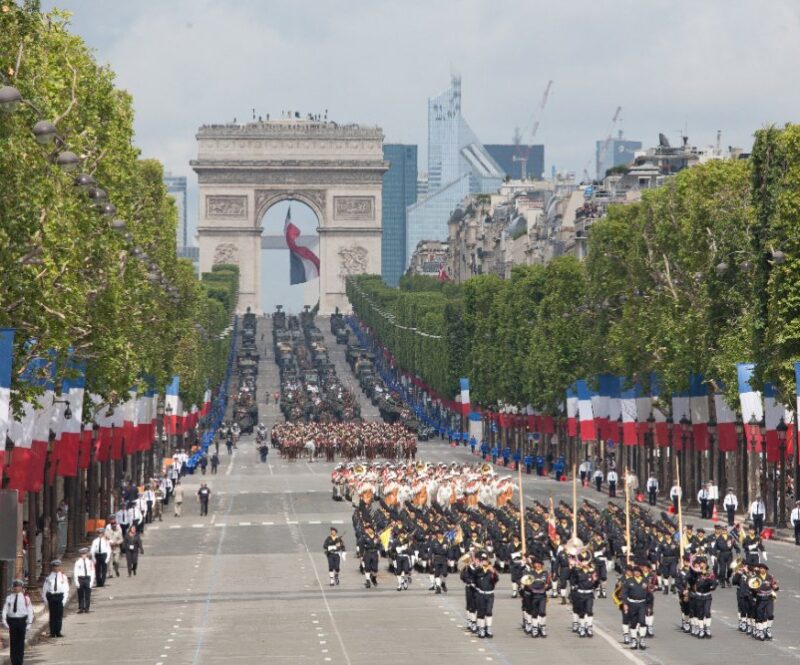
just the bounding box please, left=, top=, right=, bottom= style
left=25, top=317, right=800, bottom=665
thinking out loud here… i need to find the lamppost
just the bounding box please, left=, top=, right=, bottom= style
left=708, top=417, right=719, bottom=491
left=734, top=415, right=745, bottom=505
left=679, top=414, right=691, bottom=498
left=647, top=411, right=656, bottom=488
left=165, top=403, right=174, bottom=454
left=156, top=400, right=165, bottom=476
left=776, top=416, right=788, bottom=528
left=758, top=417, right=767, bottom=520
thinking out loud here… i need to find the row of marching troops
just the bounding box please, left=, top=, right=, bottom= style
left=323, top=461, right=779, bottom=650
left=271, top=421, right=418, bottom=462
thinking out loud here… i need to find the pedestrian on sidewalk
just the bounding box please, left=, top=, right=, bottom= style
left=723, top=488, right=738, bottom=526
left=2, top=579, right=33, bottom=665
left=790, top=501, right=800, bottom=545
left=104, top=516, right=124, bottom=577
left=153, top=485, right=164, bottom=521
left=174, top=482, right=184, bottom=516
left=42, top=560, right=69, bottom=638
left=211, top=452, right=220, bottom=474
left=124, top=526, right=144, bottom=576
left=198, top=483, right=211, bottom=516
left=646, top=474, right=658, bottom=506
left=90, top=527, right=111, bottom=587
left=73, top=547, right=95, bottom=613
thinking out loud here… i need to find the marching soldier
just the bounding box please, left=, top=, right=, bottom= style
left=358, top=524, right=381, bottom=589
left=431, top=531, right=449, bottom=594
left=460, top=550, right=479, bottom=634
left=322, top=526, right=345, bottom=586
left=390, top=531, right=413, bottom=591
left=570, top=551, right=599, bottom=638
left=751, top=562, right=778, bottom=641
left=2, top=579, right=34, bottom=665
left=525, top=558, right=550, bottom=637
left=509, top=534, right=524, bottom=598
left=621, top=563, right=650, bottom=650
left=42, top=559, right=69, bottom=638
left=474, top=553, right=498, bottom=638
left=732, top=562, right=756, bottom=635
left=742, top=524, right=765, bottom=566
left=687, top=556, right=718, bottom=638
left=711, top=524, right=739, bottom=587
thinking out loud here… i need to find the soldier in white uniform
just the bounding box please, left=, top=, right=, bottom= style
left=42, top=559, right=70, bottom=638
left=2, top=579, right=34, bottom=665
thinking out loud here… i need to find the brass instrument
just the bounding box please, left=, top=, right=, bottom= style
left=611, top=581, right=624, bottom=608
left=354, top=463, right=366, bottom=476
left=457, top=553, right=473, bottom=572
left=480, top=462, right=493, bottom=475
left=520, top=574, right=535, bottom=586
left=747, top=576, right=762, bottom=591
left=689, top=554, right=708, bottom=573
left=729, top=557, right=745, bottom=573
left=565, top=537, right=585, bottom=558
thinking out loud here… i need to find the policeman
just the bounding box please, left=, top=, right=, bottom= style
left=73, top=547, right=95, bottom=613
left=322, top=527, right=345, bottom=586
left=42, top=559, right=70, bottom=638
left=723, top=487, right=738, bottom=526
left=646, top=474, right=658, bottom=506
left=2, top=579, right=34, bottom=665
left=790, top=500, right=800, bottom=545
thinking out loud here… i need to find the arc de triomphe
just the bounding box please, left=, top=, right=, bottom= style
left=191, top=119, right=387, bottom=314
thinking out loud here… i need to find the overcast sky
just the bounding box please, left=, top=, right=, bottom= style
left=39, top=0, right=800, bottom=304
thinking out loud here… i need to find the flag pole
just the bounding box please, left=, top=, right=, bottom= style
left=624, top=466, right=631, bottom=565
left=572, top=462, right=578, bottom=541
left=518, top=460, right=526, bottom=555
left=676, top=455, right=684, bottom=560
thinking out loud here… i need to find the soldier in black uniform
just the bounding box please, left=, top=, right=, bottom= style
left=358, top=524, right=381, bottom=588
left=524, top=559, right=550, bottom=637
left=675, top=557, right=692, bottom=633
left=390, top=531, right=413, bottom=591
left=621, top=563, right=650, bottom=650
left=711, top=524, right=739, bottom=587
left=742, top=524, right=764, bottom=566
left=687, top=556, right=718, bottom=638
left=589, top=532, right=610, bottom=598
left=460, top=551, right=479, bottom=633
left=474, top=553, right=499, bottom=638
left=431, top=531, right=449, bottom=594
left=732, top=562, right=755, bottom=634
left=751, top=562, right=778, bottom=641
left=509, top=534, right=524, bottom=598
left=322, top=526, right=345, bottom=586
left=656, top=531, right=679, bottom=594
left=570, top=551, right=599, bottom=638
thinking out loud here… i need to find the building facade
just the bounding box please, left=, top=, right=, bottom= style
left=484, top=144, right=545, bottom=181
left=595, top=136, right=642, bottom=179
left=407, top=240, right=448, bottom=277
left=405, top=76, right=504, bottom=269
left=164, top=173, right=189, bottom=248
left=381, top=144, right=418, bottom=287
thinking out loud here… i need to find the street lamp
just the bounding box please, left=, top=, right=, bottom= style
left=680, top=414, right=691, bottom=495
left=776, top=416, right=788, bottom=528
left=32, top=120, right=57, bottom=145
left=55, top=150, right=80, bottom=171
left=735, top=415, right=746, bottom=505
left=52, top=399, right=72, bottom=420
left=0, top=85, right=22, bottom=112
left=647, top=411, right=656, bottom=482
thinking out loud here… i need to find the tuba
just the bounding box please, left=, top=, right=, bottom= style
left=354, top=463, right=366, bottom=476
left=565, top=537, right=585, bottom=558
left=747, top=575, right=762, bottom=591
left=415, top=460, right=428, bottom=473
left=457, top=552, right=473, bottom=572
left=480, top=462, right=493, bottom=475
left=520, top=574, right=535, bottom=586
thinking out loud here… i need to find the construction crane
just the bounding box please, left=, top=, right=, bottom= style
left=513, top=80, right=552, bottom=180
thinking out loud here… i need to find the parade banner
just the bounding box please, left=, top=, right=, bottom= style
left=737, top=363, right=763, bottom=450
left=565, top=385, right=578, bottom=437
left=713, top=387, right=738, bottom=453
left=689, top=373, right=709, bottom=450
left=576, top=379, right=596, bottom=441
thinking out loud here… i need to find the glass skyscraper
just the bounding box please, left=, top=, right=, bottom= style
left=405, top=76, right=503, bottom=267
left=164, top=172, right=188, bottom=248
left=381, top=144, right=418, bottom=287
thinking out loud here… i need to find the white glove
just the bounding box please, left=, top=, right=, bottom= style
left=762, top=552, right=768, bottom=562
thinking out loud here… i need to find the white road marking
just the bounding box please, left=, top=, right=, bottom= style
left=225, top=449, right=236, bottom=476
left=309, top=520, right=321, bottom=524
left=192, top=524, right=203, bottom=528
left=169, top=525, right=182, bottom=530
left=263, top=521, right=274, bottom=525
left=239, top=521, right=252, bottom=526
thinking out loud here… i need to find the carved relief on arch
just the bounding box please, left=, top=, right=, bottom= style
left=213, top=242, right=239, bottom=265
left=254, top=188, right=327, bottom=222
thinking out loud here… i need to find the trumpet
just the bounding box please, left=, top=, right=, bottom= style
left=565, top=537, right=585, bottom=558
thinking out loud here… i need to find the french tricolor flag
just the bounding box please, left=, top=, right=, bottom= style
left=763, top=382, right=791, bottom=462
left=200, top=388, right=212, bottom=417
left=166, top=376, right=180, bottom=435
left=576, top=379, right=596, bottom=441
left=591, top=376, right=610, bottom=440
left=565, top=385, right=578, bottom=437
left=737, top=363, right=763, bottom=450
left=607, top=376, right=622, bottom=442
left=635, top=382, right=652, bottom=442
left=285, top=206, right=320, bottom=285
left=713, top=383, right=738, bottom=453
left=123, top=390, right=137, bottom=457
left=54, top=360, right=86, bottom=478
left=459, top=378, right=470, bottom=416
left=689, top=374, right=709, bottom=451
left=620, top=383, right=639, bottom=445
left=650, top=374, right=669, bottom=447
left=671, top=390, right=690, bottom=451
left=0, top=329, right=16, bottom=478
left=91, top=394, right=113, bottom=463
